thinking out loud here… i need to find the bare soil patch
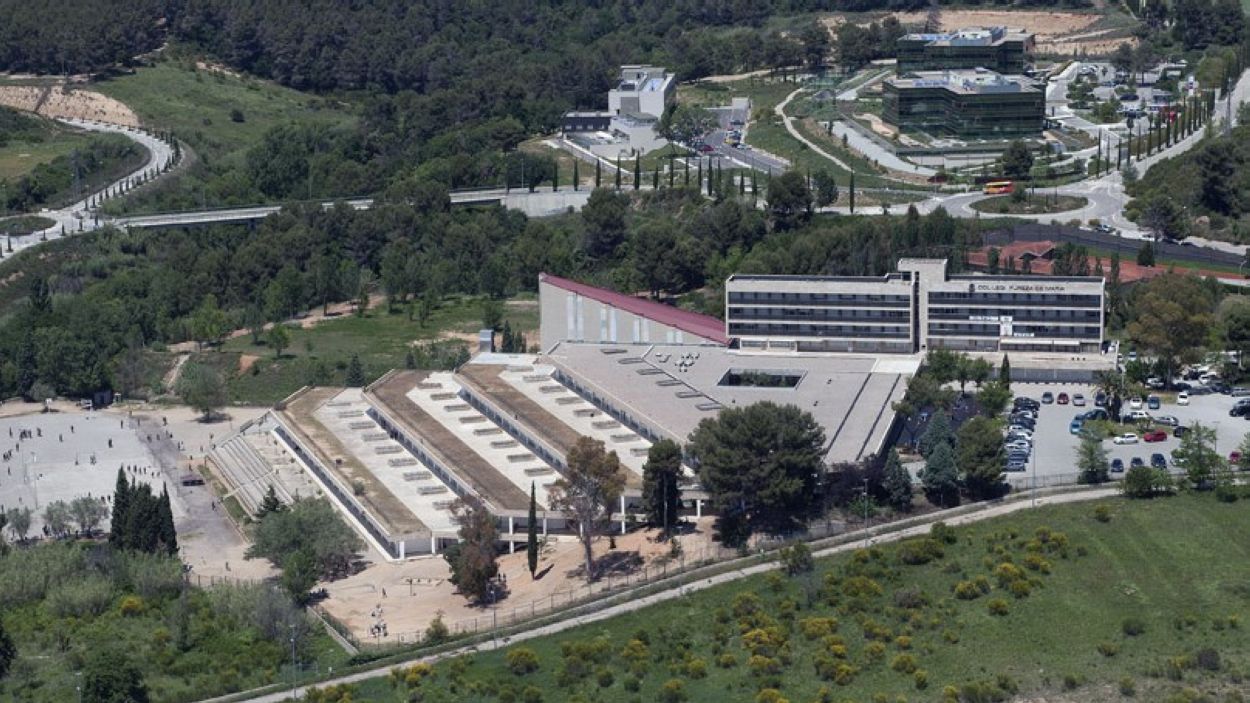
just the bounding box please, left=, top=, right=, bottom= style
left=0, top=84, right=139, bottom=126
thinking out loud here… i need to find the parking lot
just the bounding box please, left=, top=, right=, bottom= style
left=1008, top=383, right=1250, bottom=488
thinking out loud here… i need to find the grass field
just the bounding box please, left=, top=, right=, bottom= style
left=332, top=493, right=1250, bottom=702
left=93, top=60, right=355, bottom=164
left=0, top=129, right=91, bottom=181
left=971, top=194, right=1090, bottom=215
left=211, top=295, right=539, bottom=405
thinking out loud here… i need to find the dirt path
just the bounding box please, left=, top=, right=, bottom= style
left=222, top=485, right=1119, bottom=703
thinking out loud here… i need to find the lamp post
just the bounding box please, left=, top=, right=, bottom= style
left=861, top=478, right=870, bottom=550
left=289, top=622, right=298, bottom=698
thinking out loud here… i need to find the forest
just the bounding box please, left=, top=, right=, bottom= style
left=0, top=179, right=981, bottom=400
left=0, top=0, right=171, bottom=74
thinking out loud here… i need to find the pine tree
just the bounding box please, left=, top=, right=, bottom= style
left=0, top=618, right=14, bottom=680
left=573, top=160, right=580, bottom=191
left=110, top=468, right=131, bottom=548
left=919, top=442, right=960, bottom=508
left=345, top=354, right=366, bottom=386
left=527, top=482, right=539, bottom=578
left=918, top=410, right=955, bottom=460
left=999, top=354, right=1011, bottom=389
left=881, top=449, right=913, bottom=512
left=849, top=171, right=856, bottom=213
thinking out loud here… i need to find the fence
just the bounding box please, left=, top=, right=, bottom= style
left=983, top=223, right=1246, bottom=270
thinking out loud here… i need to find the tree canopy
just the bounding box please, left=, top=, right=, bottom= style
left=688, top=402, right=825, bottom=546
left=246, top=498, right=363, bottom=580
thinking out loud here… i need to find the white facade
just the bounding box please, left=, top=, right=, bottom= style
left=607, top=65, right=675, bottom=120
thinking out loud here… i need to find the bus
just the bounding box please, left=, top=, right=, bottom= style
left=984, top=180, right=1014, bottom=195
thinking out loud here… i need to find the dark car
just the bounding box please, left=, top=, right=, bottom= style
left=1150, top=453, right=1167, bottom=468
left=1057, top=392, right=1070, bottom=405
left=1130, top=457, right=1146, bottom=468
left=1094, top=392, right=1107, bottom=407
left=1110, top=458, right=1125, bottom=473
left=1174, top=426, right=1189, bottom=437
left=1230, top=403, right=1250, bottom=417
left=1213, top=382, right=1232, bottom=394
left=1041, top=392, right=1055, bottom=404
left=1081, top=409, right=1109, bottom=422
left=698, top=143, right=715, bottom=153
left=1014, top=398, right=1040, bottom=410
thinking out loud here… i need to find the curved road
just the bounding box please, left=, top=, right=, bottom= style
left=5, top=119, right=175, bottom=256
left=223, top=486, right=1117, bottom=703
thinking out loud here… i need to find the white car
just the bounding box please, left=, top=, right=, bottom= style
left=1128, top=397, right=1143, bottom=410
left=1126, top=410, right=1152, bottom=422
left=1008, top=426, right=1034, bottom=439
left=1177, top=391, right=1190, bottom=406
left=1005, top=441, right=1032, bottom=452
left=1113, top=433, right=1140, bottom=445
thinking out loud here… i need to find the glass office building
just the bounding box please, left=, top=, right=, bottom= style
left=896, top=27, right=1034, bottom=75
left=882, top=69, right=1044, bottom=137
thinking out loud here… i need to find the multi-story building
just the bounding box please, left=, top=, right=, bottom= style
left=561, top=65, right=676, bottom=155
left=882, top=68, right=1044, bottom=137
left=896, top=27, right=1034, bottom=75
left=607, top=65, right=675, bottom=120
left=725, top=258, right=1104, bottom=354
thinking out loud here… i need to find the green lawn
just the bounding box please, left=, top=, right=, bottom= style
left=334, top=493, right=1250, bottom=702
left=213, top=295, right=538, bottom=405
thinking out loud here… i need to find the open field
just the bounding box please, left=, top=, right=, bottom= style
left=93, top=60, right=355, bottom=164
left=338, top=492, right=1250, bottom=702
left=0, top=129, right=91, bottom=181
left=212, top=295, right=539, bottom=405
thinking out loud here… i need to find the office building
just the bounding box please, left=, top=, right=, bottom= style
left=561, top=65, right=676, bottom=155
left=882, top=68, right=1044, bottom=137
left=896, top=27, right=1034, bottom=74
left=726, top=258, right=1104, bottom=354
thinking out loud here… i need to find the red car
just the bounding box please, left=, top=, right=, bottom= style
left=1056, top=392, right=1070, bottom=404
left=1230, top=451, right=1242, bottom=464
left=698, top=144, right=715, bottom=153
left=1142, top=430, right=1168, bottom=442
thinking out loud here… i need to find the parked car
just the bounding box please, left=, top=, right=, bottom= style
left=1147, top=395, right=1161, bottom=409
left=1081, top=409, right=1110, bottom=421
left=1154, top=415, right=1179, bottom=427
left=1146, top=377, right=1165, bottom=390
left=1110, top=458, right=1125, bottom=473
left=1041, top=392, right=1055, bottom=404
left=1005, top=461, right=1027, bottom=472
left=1130, top=456, right=1146, bottom=468
left=1177, top=391, right=1190, bottom=405
left=1008, top=426, right=1034, bottom=438
left=1143, top=429, right=1168, bottom=442
left=1072, top=393, right=1086, bottom=406
left=1126, top=410, right=1153, bottom=423
left=1150, top=453, right=1168, bottom=468
left=1057, top=392, right=1070, bottom=404
left=1174, top=425, right=1189, bottom=437
left=1113, top=433, right=1140, bottom=444
left=1229, top=401, right=1250, bottom=417
left=1014, top=397, right=1040, bottom=410
left=1069, top=419, right=1084, bottom=434
left=1094, top=392, right=1107, bottom=407
left=1128, top=397, right=1143, bottom=410
left=698, top=143, right=715, bottom=153
left=1230, top=451, right=1243, bottom=464
left=1234, top=387, right=1250, bottom=397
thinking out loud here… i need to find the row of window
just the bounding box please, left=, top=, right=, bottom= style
left=729, top=323, right=911, bottom=339
left=728, top=292, right=911, bottom=306
left=728, top=307, right=911, bottom=322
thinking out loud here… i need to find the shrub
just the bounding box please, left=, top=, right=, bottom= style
left=931, top=521, right=957, bottom=545
left=716, top=653, right=737, bottom=669
left=914, top=669, right=929, bottom=690
left=1063, top=673, right=1082, bottom=690
left=595, top=667, right=614, bottom=688
left=893, top=587, right=929, bottom=609
left=756, top=689, right=788, bottom=703
left=987, top=598, right=1010, bottom=616
left=119, top=595, right=145, bottom=616
left=1094, top=505, right=1112, bottom=522
left=659, top=679, right=687, bottom=703
left=993, top=562, right=1025, bottom=587
left=897, top=537, right=945, bottom=565
left=506, top=647, right=540, bottom=675
left=954, top=581, right=981, bottom=600
left=747, top=655, right=782, bottom=677
left=1098, top=642, right=1120, bottom=657
left=862, top=619, right=893, bottom=642
left=843, top=576, right=884, bottom=599
left=1119, top=676, right=1136, bottom=696
left=684, top=657, right=707, bottom=679
left=891, top=654, right=918, bottom=674
left=1008, top=579, right=1032, bottom=599
left=1122, top=617, right=1146, bottom=637
left=521, top=685, right=543, bottom=703
left=1021, top=554, right=1051, bottom=573
left=779, top=542, right=814, bottom=575
left=865, top=641, right=887, bottom=661
left=895, top=635, right=912, bottom=650
left=799, top=617, right=839, bottom=640
left=833, top=662, right=858, bottom=686
left=620, top=638, right=649, bottom=665
left=1195, top=647, right=1222, bottom=671
left=623, top=676, right=641, bottom=692
left=942, top=629, right=960, bottom=644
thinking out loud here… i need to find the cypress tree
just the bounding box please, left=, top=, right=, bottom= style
left=633, top=155, right=640, bottom=190
left=697, top=160, right=703, bottom=190
left=684, top=158, right=690, bottom=186
left=110, top=468, right=131, bottom=548
left=999, top=354, right=1011, bottom=389
left=668, top=157, right=674, bottom=187
left=158, top=486, right=178, bottom=556
left=594, top=158, right=601, bottom=188
left=552, top=162, right=558, bottom=192
left=614, top=157, right=621, bottom=190
left=573, top=160, right=579, bottom=191
left=653, top=161, right=659, bottom=189
left=527, top=482, right=539, bottom=578
left=849, top=171, right=856, bottom=213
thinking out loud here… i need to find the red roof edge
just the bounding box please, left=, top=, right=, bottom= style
left=540, top=273, right=729, bottom=345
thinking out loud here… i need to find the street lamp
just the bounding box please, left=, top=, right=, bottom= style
left=861, top=478, right=870, bottom=550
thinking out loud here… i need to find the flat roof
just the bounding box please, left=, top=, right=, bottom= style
left=888, top=69, right=1039, bottom=95
left=545, top=343, right=917, bottom=465
left=541, top=272, right=730, bottom=345
left=729, top=273, right=912, bottom=284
